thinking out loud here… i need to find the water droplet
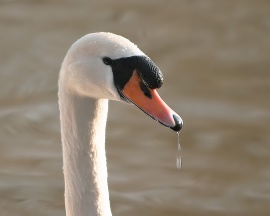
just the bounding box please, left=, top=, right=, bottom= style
left=176, top=156, right=181, bottom=169
left=176, top=132, right=182, bottom=169
left=177, top=132, right=181, bottom=151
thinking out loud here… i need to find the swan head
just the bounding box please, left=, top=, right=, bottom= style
left=60, top=32, right=183, bottom=131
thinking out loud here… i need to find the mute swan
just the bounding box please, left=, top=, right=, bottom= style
left=58, top=32, right=183, bottom=216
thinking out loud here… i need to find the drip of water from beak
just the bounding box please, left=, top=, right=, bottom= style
left=176, top=132, right=182, bottom=169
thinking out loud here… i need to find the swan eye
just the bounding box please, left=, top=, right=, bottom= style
left=103, top=57, right=112, bottom=65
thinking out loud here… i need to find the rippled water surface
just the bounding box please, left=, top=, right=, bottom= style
left=1, top=0, right=270, bottom=215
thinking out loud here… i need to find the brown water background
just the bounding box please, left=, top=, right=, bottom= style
left=0, top=0, right=270, bottom=215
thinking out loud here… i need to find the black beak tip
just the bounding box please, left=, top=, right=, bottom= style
left=170, top=114, right=183, bottom=132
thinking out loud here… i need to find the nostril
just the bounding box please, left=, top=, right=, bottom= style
left=139, top=82, right=152, bottom=99
left=170, top=114, right=183, bottom=132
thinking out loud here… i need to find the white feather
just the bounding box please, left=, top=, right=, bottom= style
left=59, top=32, right=145, bottom=216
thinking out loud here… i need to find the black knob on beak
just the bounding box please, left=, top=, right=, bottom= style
left=170, top=114, right=183, bottom=132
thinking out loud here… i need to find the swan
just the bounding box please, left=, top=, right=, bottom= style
left=58, top=32, right=183, bottom=216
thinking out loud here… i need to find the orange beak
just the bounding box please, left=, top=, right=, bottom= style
left=122, top=70, right=182, bottom=131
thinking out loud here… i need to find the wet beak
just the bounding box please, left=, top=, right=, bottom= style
left=122, top=71, right=183, bottom=131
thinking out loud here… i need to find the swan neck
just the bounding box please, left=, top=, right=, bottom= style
left=59, top=89, right=111, bottom=216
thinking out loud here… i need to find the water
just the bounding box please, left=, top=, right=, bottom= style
left=176, top=157, right=182, bottom=170
left=1, top=1, right=270, bottom=216
left=176, top=132, right=182, bottom=169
